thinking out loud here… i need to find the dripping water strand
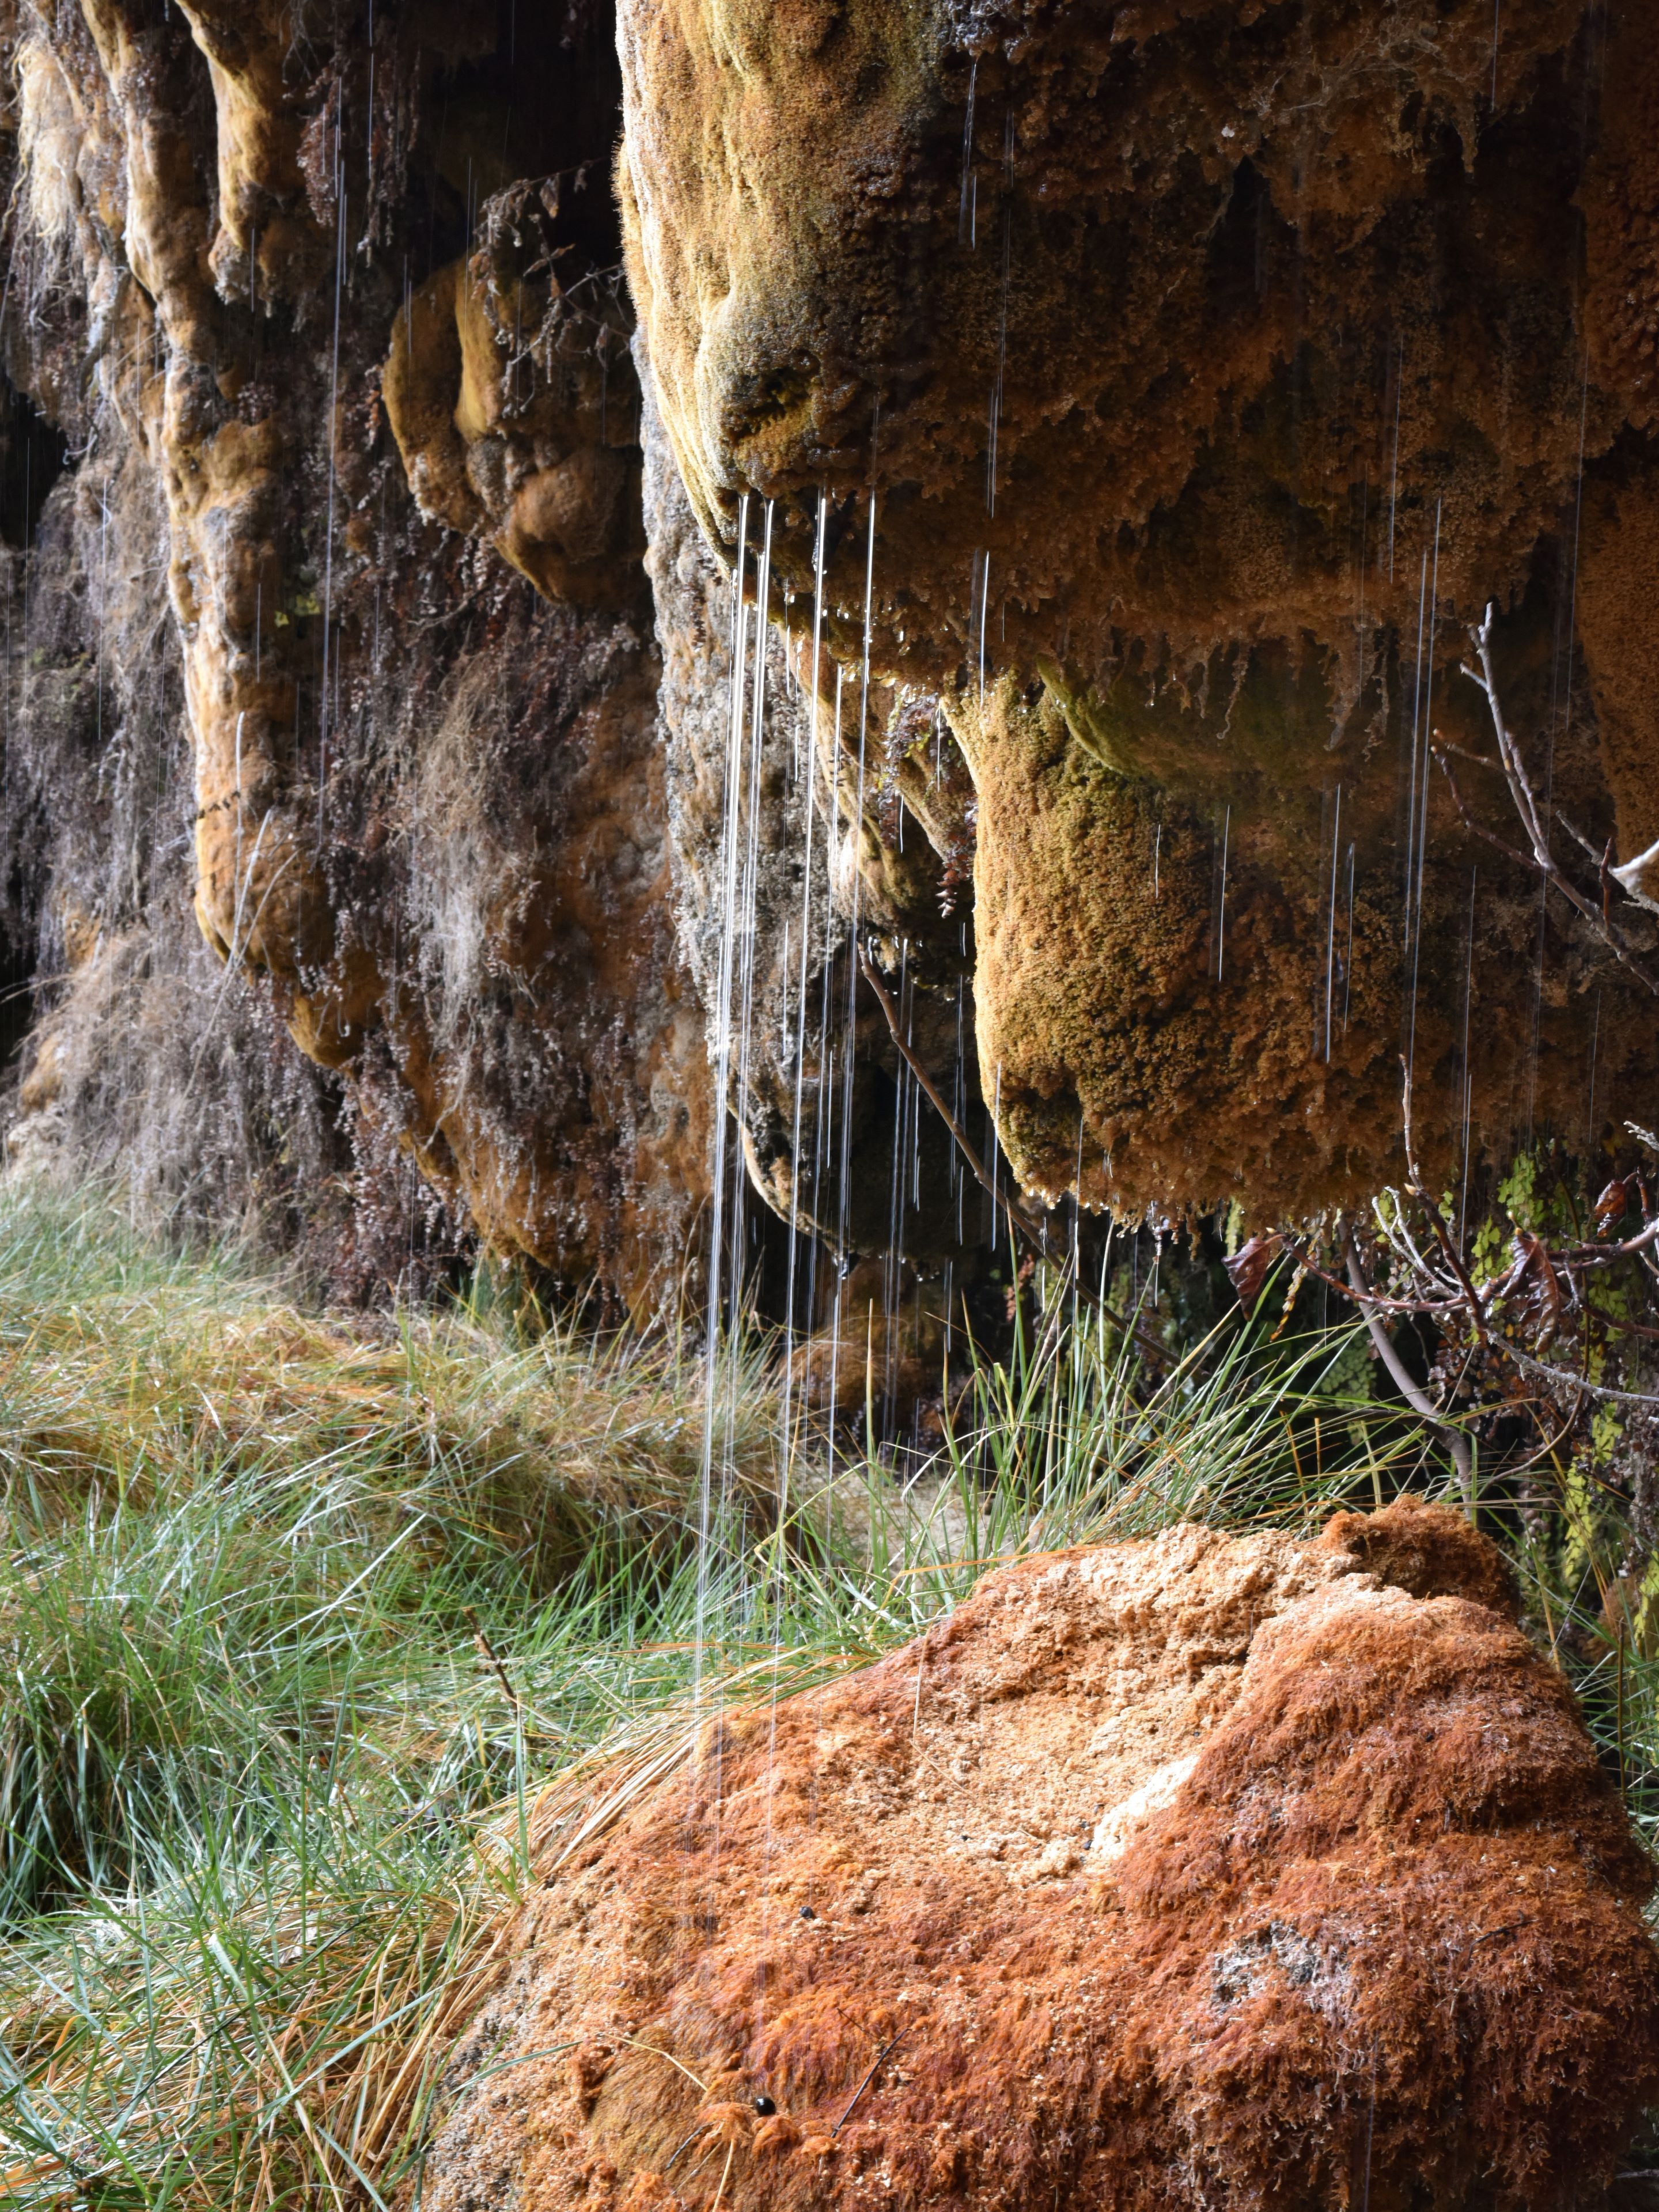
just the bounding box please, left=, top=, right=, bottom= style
left=1406, top=505, right=1442, bottom=1093
left=729, top=503, right=774, bottom=1318
left=1215, top=805, right=1231, bottom=980
left=1459, top=866, right=1478, bottom=1243
left=832, top=497, right=880, bottom=1441
left=987, top=112, right=1014, bottom=518
left=777, top=492, right=831, bottom=1483
left=694, top=494, right=752, bottom=1705
left=976, top=551, right=991, bottom=705
left=317, top=84, right=347, bottom=851
left=958, top=61, right=978, bottom=243
left=1324, top=784, right=1343, bottom=1062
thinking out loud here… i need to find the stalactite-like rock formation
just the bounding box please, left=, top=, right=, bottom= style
left=0, top=1, right=715, bottom=1302
left=619, top=0, right=1659, bottom=1221
left=2, top=0, right=1657, bottom=1284
left=640, top=368, right=979, bottom=1270
left=0, top=1, right=978, bottom=1311
left=408, top=1501, right=1659, bottom=2210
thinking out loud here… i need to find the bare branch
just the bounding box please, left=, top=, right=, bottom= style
left=857, top=941, right=1043, bottom=1249
left=1452, top=604, right=1659, bottom=995
left=1431, top=745, right=1541, bottom=877
left=1399, top=1056, right=1488, bottom=1340
left=1554, top=809, right=1609, bottom=869
left=856, top=941, right=1168, bottom=1362
left=1284, top=1238, right=1461, bottom=1317
left=1344, top=1230, right=1473, bottom=1501
left=1495, top=1342, right=1659, bottom=1410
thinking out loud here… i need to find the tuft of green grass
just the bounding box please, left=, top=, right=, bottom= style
left=0, top=1185, right=1641, bottom=2207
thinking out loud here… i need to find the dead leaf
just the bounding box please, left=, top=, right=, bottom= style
left=1593, top=1178, right=1630, bottom=1226
left=1224, top=1232, right=1285, bottom=1315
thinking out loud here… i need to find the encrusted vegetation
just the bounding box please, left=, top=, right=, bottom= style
left=0, top=3, right=1653, bottom=2196
left=0, top=0, right=711, bottom=1309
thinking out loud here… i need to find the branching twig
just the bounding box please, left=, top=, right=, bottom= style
left=1399, top=1058, right=1488, bottom=1342
left=857, top=943, right=1043, bottom=1250
left=1496, top=1343, right=1659, bottom=1410
left=1285, top=1241, right=1461, bottom=1318
left=1540, top=1216, right=1659, bottom=1268
left=1446, top=605, right=1659, bottom=995
left=466, top=1609, right=521, bottom=1721
left=1344, top=1230, right=1473, bottom=1501
left=1287, top=1051, right=1657, bottom=1482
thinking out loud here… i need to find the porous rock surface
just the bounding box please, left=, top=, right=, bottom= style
left=6, top=0, right=1659, bottom=1275
left=414, top=1501, right=1659, bottom=2210
left=640, top=366, right=980, bottom=1276
left=0, top=2, right=979, bottom=1303
left=0, top=2, right=714, bottom=1301
left=620, top=0, right=1659, bottom=1217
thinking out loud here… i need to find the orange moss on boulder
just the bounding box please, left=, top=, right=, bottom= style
left=415, top=1501, right=1659, bottom=2210
left=1314, top=1491, right=1521, bottom=1620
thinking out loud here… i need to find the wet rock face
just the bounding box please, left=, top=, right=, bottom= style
left=382, top=185, right=648, bottom=616
left=0, top=1, right=710, bottom=1304
left=640, top=368, right=982, bottom=1275
left=620, top=0, right=1659, bottom=1217
left=0, top=0, right=1000, bottom=1303
left=10, top=0, right=1656, bottom=1278
left=414, top=1499, right=1659, bottom=2210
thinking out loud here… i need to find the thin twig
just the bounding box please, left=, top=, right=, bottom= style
left=1284, top=1241, right=1461, bottom=1317
left=465, top=1611, right=521, bottom=1719
left=1345, top=1231, right=1472, bottom=1502
left=1537, top=1216, right=1659, bottom=1268
left=1494, top=1341, right=1659, bottom=1410
left=1399, top=1056, right=1488, bottom=1342
left=830, top=2030, right=906, bottom=2140
left=857, top=942, right=1042, bottom=1247
left=1433, top=745, right=1556, bottom=878
left=1471, top=1922, right=1527, bottom=1945
left=1452, top=604, right=1658, bottom=994
left=857, top=941, right=1168, bottom=1362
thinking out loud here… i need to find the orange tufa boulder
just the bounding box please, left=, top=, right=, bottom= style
left=415, top=1501, right=1659, bottom=2210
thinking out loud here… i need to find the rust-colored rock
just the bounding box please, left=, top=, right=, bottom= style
left=415, top=1500, right=1659, bottom=2209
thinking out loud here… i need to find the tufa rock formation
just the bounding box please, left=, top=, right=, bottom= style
left=412, top=1499, right=1659, bottom=2210
left=1, top=0, right=1657, bottom=1284
left=620, top=0, right=1659, bottom=1221
left=0, top=2, right=715, bottom=1303
left=0, top=0, right=991, bottom=1313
